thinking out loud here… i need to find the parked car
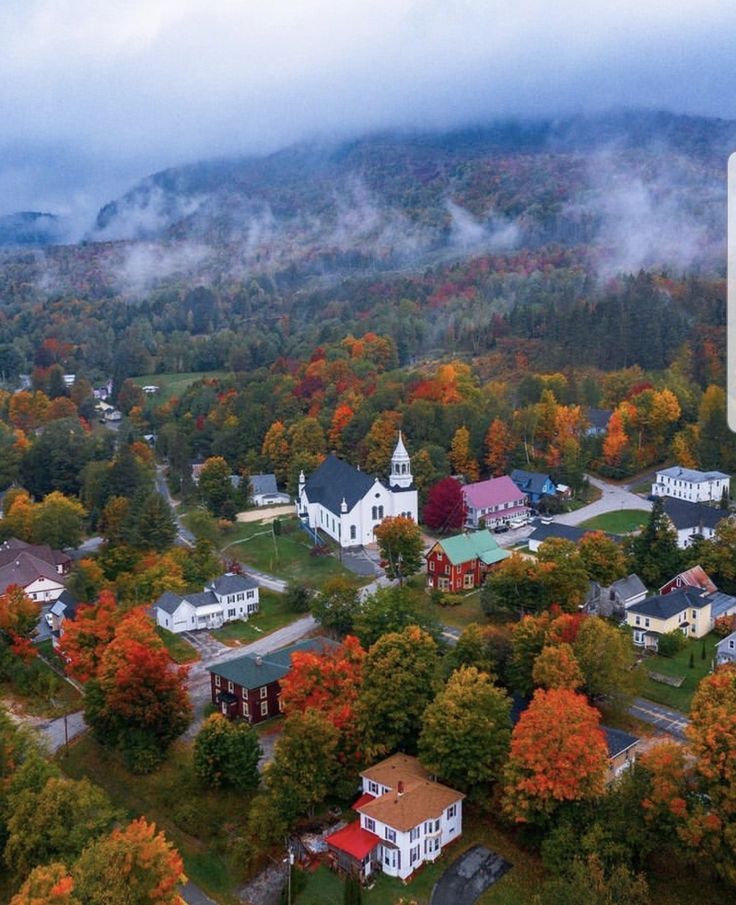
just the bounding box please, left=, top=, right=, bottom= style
left=493, top=523, right=510, bottom=534
left=44, top=613, right=53, bottom=628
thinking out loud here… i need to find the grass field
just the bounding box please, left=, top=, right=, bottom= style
left=60, top=735, right=248, bottom=904
left=640, top=632, right=718, bottom=711
left=579, top=509, right=648, bottom=534
left=132, top=370, right=230, bottom=403
left=212, top=589, right=298, bottom=646
left=156, top=626, right=199, bottom=663
left=1, top=644, right=83, bottom=718
left=222, top=518, right=366, bottom=591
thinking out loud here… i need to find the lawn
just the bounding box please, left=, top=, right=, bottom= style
left=579, top=509, right=648, bottom=534
left=156, top=626, right=199, bottom=663
left=212, top=589, right=298, bottom=646
left=640, top=632, right=719, bottom=711
left=131, top=370, right=230, bottom=404
left=59, top=735, right=249, bottom=904
left=222, top=518, right=366, bottom=591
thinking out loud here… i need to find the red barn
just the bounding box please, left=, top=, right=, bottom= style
left=659, top=564, right=717, bottom=596
left=426, top=529, right=510, bottom=593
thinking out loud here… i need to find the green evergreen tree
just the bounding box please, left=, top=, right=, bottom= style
left=628, top=497, right=682, bottom=587
left=127, top=492, right=177, bottom=551
left=343, top=874, right=362, bottom=905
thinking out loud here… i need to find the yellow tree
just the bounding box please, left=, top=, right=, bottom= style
left=363, top=411, right=401, bottom=475
left=261, top=421, right=290, bottom=484
left=449, top=425, right=479, bottom=482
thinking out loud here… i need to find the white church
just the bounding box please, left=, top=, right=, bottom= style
left=296, top=433, right=418, bottom=548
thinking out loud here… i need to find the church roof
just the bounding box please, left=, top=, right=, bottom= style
left=303, top=454, right=377, bottom=516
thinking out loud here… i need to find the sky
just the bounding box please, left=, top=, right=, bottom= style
left=2, top=0, right=736, bottom=227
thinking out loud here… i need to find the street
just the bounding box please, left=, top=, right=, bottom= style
left=555, top=475, right=652, bottom=526
left=628, top=697, right=691, bottom=741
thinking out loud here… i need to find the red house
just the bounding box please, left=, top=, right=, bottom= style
left=206, top=637, right=338, bottom=724
left=659, top=564, right=717, bottom=597
left=426, top=529, right=510, bottom=593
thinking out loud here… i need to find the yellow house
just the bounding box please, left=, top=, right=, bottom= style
left=627, top=587, right=722, bottom=649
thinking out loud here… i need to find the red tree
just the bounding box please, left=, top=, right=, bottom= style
left=58, top=590, right=118, bottom=682
left=502, top=688, right=608, bottom=823
left=422, top=477, right=466, bottom=533
left=0, top=585, right=39, bottom=661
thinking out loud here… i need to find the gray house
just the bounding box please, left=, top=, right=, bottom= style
left=250, top=474, right=290, bottom=507
left=716, top=631, right=736, bottom=666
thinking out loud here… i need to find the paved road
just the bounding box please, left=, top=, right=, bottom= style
left=555, top=475, right=652, bottom=526
left=628, top=697, right=690, bottom=741
left=155, top=465, right=196, bottom=547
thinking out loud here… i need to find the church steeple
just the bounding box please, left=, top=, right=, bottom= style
left=390, top=431, right=413, bottom=489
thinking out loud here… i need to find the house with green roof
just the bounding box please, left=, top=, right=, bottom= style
left=207, top=637, right=339, bottom=723
left=426, top=529, right=510, bottom=593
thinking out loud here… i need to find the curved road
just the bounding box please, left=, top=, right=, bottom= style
left=554, top=475, right=652, bottom=526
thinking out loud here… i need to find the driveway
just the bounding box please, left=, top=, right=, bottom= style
left=429, top=845, right=511, bottom=905
left=554, top=475, right=652, bottom=526
left=628, top=697, right=691, bottom=741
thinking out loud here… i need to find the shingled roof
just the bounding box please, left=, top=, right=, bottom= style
left=628, top=587, right=711, bottom=620
left=663, top=498, right=728, bottom=532
left=303, top=454, right=377, bottom=516
left=207, top=637, right=339, bottom=689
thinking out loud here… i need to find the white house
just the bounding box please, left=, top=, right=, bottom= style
left=652, top=466, right=730, bottom=504
left=154, top=573, right=259, bottom=633
left=326, top=753, right=464, bottom=882
left=249, top=474, right=290, bottom=507
left=0, top=540, right=71, bottom=603
left=297, top=433, right=418, bottom=548
left=663, top=497, right=729, bottom=549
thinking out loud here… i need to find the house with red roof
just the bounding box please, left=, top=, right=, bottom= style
left=461, top=476, right=529, bottom=529
left=326, top=753, right=463, bottom=883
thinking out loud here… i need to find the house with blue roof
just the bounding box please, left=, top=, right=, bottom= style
left=510, top=469, right=557, bottom=505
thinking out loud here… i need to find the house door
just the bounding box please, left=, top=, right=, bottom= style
left=221, top=701, right=228, bottom=716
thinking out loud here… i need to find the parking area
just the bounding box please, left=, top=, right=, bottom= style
left=429, top=845, right=511, bottom=905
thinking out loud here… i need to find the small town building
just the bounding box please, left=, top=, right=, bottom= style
left=626, top=584, right=736, bottom=649
left=662, top=498, right=729, bottom=549
left=425, top=529, right=509, bottom=592
left=527, top=521, right=619, bottom=553
left=326, top=753, right=464, bottom=883
left=659, top=564, right=717, bottom=596
left=0, top=538, right=71, bottom=602
left=462, top=476, right=529, bottom=530
left=603, top=726, right=640, bottom=780
left=49, top=590, right=78, bottom=649
left=716, top=631, right=736, bottom=666
left=651, top=466, right=730, bottom=504
left=206, top=637, right=338, bottom=723
left=249, top=473, right=290, bottom=507
left=584, top=408, right=612, bottom=438
left=154, top=573, right=259, bottom=633
left=297, top=433, right=418, bottom=548
left=510, top=469, right=557, bottom=505
left=586, top=573, right=647, bottom=618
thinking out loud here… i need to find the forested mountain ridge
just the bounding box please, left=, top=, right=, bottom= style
left=0, top=110, right=729, bottom=387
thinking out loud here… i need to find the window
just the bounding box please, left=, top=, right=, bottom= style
left=644, top=618, right=650, bottom=628
left=410, top=827, right=420, bottom=842
left=368, top=781, right=379, bottom=795
left=260, top=686, right=267, bottom=699
left=410, top=845, right=420, bottom=865
left=385, top=828, right=396, bottom=843
left=371, top=506, right=378, bottom=520
left=350, top=525, right=356, bottom=540
left=242, top=701, right=249, bottom=717
left=364, top=817, right=375, bottom=833
left=635, top=616, right=640, bottom=626
left=260, top=701, right=268, bottom=716
left=692, top=610, right=697, bottom=619
left=228, top=608, right=236, bottom=617
left=214, top=675, right=221, bottom=687
left=247, top=591, right=254, bottom=599
left=429, top=560, right=435, bottom=572
left=447, top=804, right=456, bottom=819
left=463, top=573, right=474, bottom=589
left=378, top=506, right=384, bottom=519
left=228, top=680, right=234, bottom=692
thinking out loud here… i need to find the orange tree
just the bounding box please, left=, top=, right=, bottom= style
left=83, top=609, right=192, bottom=773
left=58, top=590, right=118, bottom=682
left=502, top=688, right=608, bottom=825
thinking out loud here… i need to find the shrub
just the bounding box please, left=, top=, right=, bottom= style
left=441, top=594, right=464, bottom=608
left=657, top=630, right=687, bottom=658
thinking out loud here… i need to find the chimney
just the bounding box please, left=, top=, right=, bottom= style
left=395, top=780, right=404, bottom=801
